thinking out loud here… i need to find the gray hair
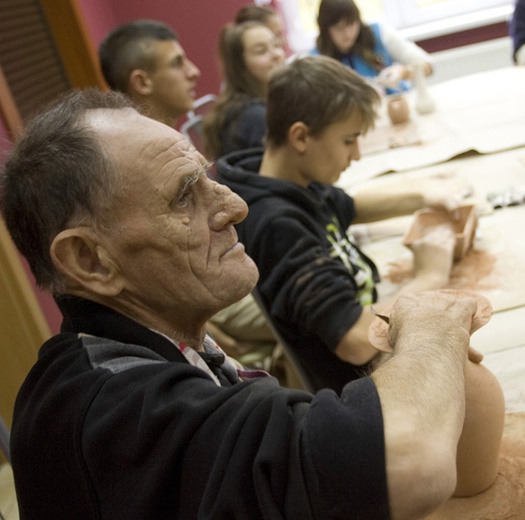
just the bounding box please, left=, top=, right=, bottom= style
left=0, top=88, right=135, bottom=293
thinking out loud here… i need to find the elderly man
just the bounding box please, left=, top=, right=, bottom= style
left=99, top=19, right=201, bottom=127
left=1, top=89, right=481, bottom=520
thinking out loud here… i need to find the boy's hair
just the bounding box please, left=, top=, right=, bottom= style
left=99, top=19, right=178, bottom=93
left=265, top=55, right=380, bottom=147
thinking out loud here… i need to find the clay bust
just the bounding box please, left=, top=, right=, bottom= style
left=369, top=290, right=505, bottom=498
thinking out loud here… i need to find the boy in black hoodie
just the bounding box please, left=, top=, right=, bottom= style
left=217, top=55, right=463, bottom=393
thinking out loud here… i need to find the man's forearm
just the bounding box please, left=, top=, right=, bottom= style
left=371, top=294, right=475, bottom=520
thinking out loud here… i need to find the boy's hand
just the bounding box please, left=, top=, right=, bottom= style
left=408, top=224, right=455, bottom=284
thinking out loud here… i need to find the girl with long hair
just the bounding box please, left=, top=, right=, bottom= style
left=313, top=0, right=432, bottom=92
left=203, top=21, right=285, bottom=159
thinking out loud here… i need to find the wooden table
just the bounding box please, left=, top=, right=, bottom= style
left=337, top=68, right=525, bottom=412
left=336, top=68, right=525, bottom=518
left=339, top=66, right=525, bottom=187
left=344, top=149, right=525, bottom=414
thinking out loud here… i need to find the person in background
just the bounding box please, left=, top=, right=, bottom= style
left=1, top=87, right=492, bottom=520
left=204, top=20, right=287, bottom=383
left=99, top=19, right=200, bottom=128
left=217, top=55, right=466, bottom=394
left=312, top=0, right=432, bottom=93
left=202, top=21, right=285, bottom=159
left=235, top=3, right=287, bottom=51
left=510, top=0, right=525, bottom=65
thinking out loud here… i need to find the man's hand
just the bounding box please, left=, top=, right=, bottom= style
left=368, top=290, right=488, bottom=363
left=389, top=291, right=477, bottom=347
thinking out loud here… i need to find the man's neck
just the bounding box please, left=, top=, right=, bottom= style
left=70, top=289, right=207, bottom=350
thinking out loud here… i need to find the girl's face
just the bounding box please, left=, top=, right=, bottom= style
left=328, top=18, right=361, bottom=54
left=242, top=25, right=285, bottom=86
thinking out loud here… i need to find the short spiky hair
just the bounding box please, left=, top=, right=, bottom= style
left=0, top=88, right=135, bottom=293
left=99, top=19, right=178, bottom=93
left=265, top=55, right=380, bottom=147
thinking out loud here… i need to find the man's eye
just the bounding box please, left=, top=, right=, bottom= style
left=173, top=190, right=191, bottom=208
left=178, top=194, right=189, bottom=207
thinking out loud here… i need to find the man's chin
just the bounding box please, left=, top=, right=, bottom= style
left=221, top=268, right=259, bottom=306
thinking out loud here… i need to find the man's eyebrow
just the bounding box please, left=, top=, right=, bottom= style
left=180, top=170, right=201, bottom=191
left=179, top=161, right=213, bottom=191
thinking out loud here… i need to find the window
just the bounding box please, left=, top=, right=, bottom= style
left=384, top=0, right=513, bottom=28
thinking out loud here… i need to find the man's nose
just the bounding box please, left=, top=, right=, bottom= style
left=209, top=182, right=248, bottom=229
left=186, top=59, right=201, bottom=79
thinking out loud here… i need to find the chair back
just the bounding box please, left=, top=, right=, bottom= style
left=180, top=94, right=217, bottom=156
left=0, top=460, right=19, bottom=520
left=251, top=290, right=316, bottom=393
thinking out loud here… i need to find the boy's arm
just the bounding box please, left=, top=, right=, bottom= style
left=349, top=174, right=471, bottom=223
left=335, top=226, right=455, bottom=365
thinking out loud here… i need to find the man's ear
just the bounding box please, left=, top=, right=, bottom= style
left=287, top=122, right=310, bottom=154
left=129, top=69, right=153, bottom=96
left=50, top=228, right=124, bottom=297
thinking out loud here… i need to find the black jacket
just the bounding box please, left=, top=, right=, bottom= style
left=11, top=295, right=389, bottom=519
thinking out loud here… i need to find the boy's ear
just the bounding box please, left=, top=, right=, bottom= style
left=129, top=69, right=153, bottom=96
left=50, top=228, right=124, bottom=297
left=288, top=122, right=310, bottom=154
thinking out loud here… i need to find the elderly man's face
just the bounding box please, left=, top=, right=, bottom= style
left=89, top=109, right=258, bottom=328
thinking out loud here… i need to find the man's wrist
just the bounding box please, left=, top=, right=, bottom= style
left=391, top=321, right=470, bottom=356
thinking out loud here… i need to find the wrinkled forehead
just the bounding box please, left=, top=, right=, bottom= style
left=84, top=108, right=207, bottom=171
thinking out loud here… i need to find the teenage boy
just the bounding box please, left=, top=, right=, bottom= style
left=217, top=55, right=461, bottom=393
left=99, top=19, right=201, bottom=128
